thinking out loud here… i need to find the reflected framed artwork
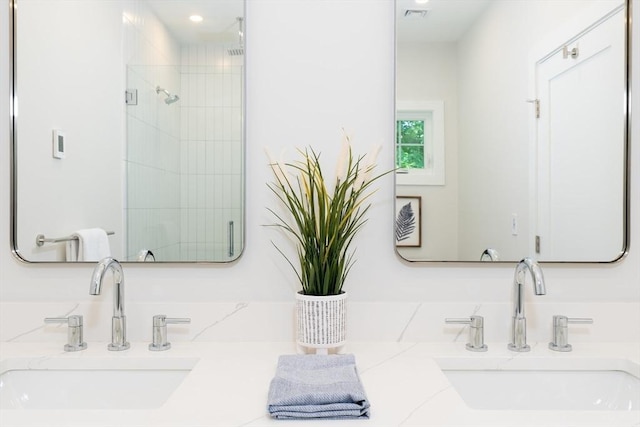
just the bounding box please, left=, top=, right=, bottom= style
left=395, top=196, right=421, bottom=247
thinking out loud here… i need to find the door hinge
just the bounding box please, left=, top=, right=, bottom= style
left=535, top=235, right=541, bottom=254
left=526, top=99, right=540, bottom=118
left=125, top=89, right=138, bottom=105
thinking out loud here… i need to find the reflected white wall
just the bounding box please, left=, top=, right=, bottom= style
left=456, top=0, right=615, bottom=260
left=398, top=0, right=626, bottom=262
left=15, top=0, right=125, bottom=261
left=396, top=42, right=459, bottom=260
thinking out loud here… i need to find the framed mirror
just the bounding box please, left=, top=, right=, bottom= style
left=394, top=0, right=629, bottom=262
left=10, top=0, right=245, bottom=263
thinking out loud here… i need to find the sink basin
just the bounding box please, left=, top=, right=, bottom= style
left=0, top=357, right=198, bottom=410
left=437, top=357, right=640, bottom=411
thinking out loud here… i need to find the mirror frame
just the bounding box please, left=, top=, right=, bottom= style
left=9, top=0, right=247, bottom=264
left=393, top=0, right=631, bottom=264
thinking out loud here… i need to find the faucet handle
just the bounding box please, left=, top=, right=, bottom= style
left=44, top=315, right=88, bottom=352
left=549, top=315, right=593, bottom=352
left=445, top=315, right=488, bottom=352
left=149, top=315, right=191, bottom=351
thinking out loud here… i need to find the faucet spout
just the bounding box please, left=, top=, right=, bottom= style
left=508, top=257, right=546, bottom=352
left=90, top=257, right=129, bottom=351
left=513, top=257, right=546, bottom=318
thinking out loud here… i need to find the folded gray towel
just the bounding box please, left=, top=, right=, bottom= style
left=267, top=354, right=370, bottom=419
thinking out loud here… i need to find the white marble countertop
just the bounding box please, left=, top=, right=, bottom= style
left=1, top=341, right=639, bottom=427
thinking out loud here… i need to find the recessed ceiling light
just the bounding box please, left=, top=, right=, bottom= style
left=189, top=15, right=203, bottom=23
left=415, top=0, right=429, bottom=4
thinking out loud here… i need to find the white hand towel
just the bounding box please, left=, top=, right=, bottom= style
left=65, top=228, right=111, bottom=261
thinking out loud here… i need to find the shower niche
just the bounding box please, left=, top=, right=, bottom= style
left=11, top=0, right=245, bottom=263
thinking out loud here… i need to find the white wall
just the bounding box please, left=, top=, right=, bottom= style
left=0, top=0, right=638, bottom=337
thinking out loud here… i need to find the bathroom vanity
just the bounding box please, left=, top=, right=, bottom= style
left=1, top=340, right=639, bottom=426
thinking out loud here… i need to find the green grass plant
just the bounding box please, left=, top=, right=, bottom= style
left=267, top=138, right=388, bottom=296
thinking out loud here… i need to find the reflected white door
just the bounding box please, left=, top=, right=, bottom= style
left=535, top=6, right=625, bottom=261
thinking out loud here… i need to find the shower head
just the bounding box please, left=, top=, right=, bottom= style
left=156, top=86, right=180, bottom=105
left=165, top=94, right=180, bottom=105
left=228, top=17, right=244, bottom=56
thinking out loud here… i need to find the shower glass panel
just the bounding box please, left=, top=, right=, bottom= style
left=123, top=4, right=244, bottom=262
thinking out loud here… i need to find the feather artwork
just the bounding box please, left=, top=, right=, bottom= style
left=396, top=202, right=416, bottom=242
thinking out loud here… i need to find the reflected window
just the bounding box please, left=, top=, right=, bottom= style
left=396, top=117, right=427, bottom=169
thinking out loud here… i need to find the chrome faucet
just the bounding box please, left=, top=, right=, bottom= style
left=508, top=257, right=546, bottom=352
left=90, top=257, right=130, bottom=351
left=480, top=248, right=500, bottom=261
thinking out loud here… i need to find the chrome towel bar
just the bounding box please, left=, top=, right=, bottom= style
left=36, top=231, right=115, bottom=247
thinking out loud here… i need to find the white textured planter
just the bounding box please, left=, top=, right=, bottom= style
left=295, top=291, right=347, bottom=353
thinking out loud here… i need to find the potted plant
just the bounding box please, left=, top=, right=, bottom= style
left=266, top=133, right=388, bottom=353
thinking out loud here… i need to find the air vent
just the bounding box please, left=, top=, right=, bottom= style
left=404, top=9, right=429, bottom=18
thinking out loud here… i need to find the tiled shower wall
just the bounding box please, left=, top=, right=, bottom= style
left=179, top=45, right=243, bottom=261
left=124, top=1, right=182, bottom=261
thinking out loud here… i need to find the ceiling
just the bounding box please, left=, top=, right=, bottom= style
left=148, top=0, right=486, bottom=46
left=396, top=0, right=492, bottom=43
left=147, top=0, right=489, bottom=47
left=147, top=0, right=244, bottom=45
